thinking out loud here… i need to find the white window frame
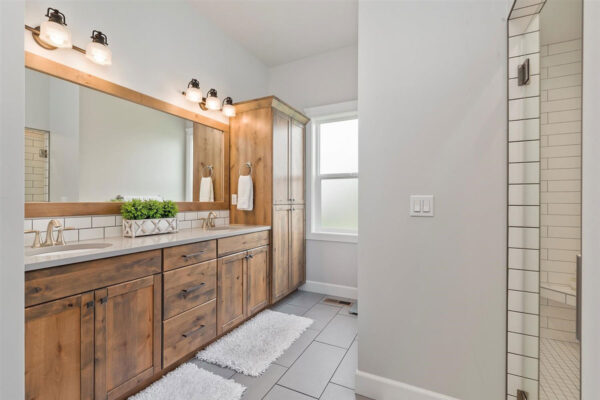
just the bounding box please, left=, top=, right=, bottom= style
left=305, top=101, right=358, bottom=243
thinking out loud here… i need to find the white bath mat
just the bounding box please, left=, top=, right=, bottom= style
left=197, top=309, right=313, bottom=376
left=128, top=363, right=245, bottom=400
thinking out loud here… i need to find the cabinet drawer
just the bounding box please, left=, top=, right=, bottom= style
left=163, top=260, right=217, bottom=319
left=163, top=299, right=216, bottom=367
left=25, top=250, right=161, bottom=307
left=217, top=231, right=270, bottom=257
left=163, top=240, right=217, bottom=271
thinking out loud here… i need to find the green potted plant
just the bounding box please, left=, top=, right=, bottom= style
left=121, top=199, right=179, bottom=238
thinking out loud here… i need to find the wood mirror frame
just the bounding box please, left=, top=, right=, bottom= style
left=24, top=52, right=230, bottom=218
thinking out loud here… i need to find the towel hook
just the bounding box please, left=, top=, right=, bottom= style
left=239, top=162, right=252, bottom=176
left=202, top=164, right=213, bottom=178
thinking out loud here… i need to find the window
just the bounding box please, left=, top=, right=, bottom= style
left=311, top=114, right=358, bottom=240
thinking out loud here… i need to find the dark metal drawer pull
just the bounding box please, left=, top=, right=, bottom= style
left=182, top=325, right=205, bottom=338
left=182, top=250, right=206, bottom=259
left=181, top=283, right=206, bottom=295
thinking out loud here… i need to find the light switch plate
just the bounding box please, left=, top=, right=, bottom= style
left=410, top=195, right=434, bottom=217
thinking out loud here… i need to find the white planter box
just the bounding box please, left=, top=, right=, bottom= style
left=122, top=218, right=178, bottom=238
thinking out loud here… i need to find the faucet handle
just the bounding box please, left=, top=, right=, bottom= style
left=56, top=227, right=76, bottom=246
left=25, top=230, right=42, bottom=248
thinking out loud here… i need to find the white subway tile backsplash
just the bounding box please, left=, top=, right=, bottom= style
left=104, top=226, right=123, bottom=238
left=508, top=290, right=539, bottom=314
left=79, top=228, right=104, bottom=241
left=547, top=109, right=582, bottom=124
left=115, top=216, right=123, bottom=226
left=509, top=184, right=540, bottom=206
left=92, top=216, right=116, bottom=228
left=65, top=217, right=92, bottom=229
left=184, top=212, right=198, bottom=220
left=541, top=50, right=582, bottom=67
left=540, top=74, right=582, bottom=91
left=62, top=229, right=79, bottom=243
left=547, top=86, right=581, bottom=101
left=547, top=133, right=580, bottom=146
left=32, top=218, right=65, bottom=231
left=509, top=31, right=540, bottom=57
left=509, top=141, right=540, bottom=163
left=178, top=220, right=192, bottom=229
left=548, top=62, right=582, bottom=79
left=24, top=220, right=32, bottom=230
left=509, top=119, right=540, bottom=142
left=541, top=97, right=581, bottom=113
left=508, top=332, right=539, bottom=358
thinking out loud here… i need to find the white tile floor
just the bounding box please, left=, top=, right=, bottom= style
left=539, top=338, right=580, bottom=400
left=190, top=291, right=371, bottom=400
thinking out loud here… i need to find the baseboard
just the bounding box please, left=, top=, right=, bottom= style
left=299, top=280, right=358, bottom=300
left=356, top=370, right=460, bottom=400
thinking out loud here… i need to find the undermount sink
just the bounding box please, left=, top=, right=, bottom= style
left=26, top=242, right=113, bottom=257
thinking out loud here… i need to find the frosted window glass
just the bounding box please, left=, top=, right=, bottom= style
left=321, top=178, right=358, bottom=231
left=319, top=119, right=358, bottom=174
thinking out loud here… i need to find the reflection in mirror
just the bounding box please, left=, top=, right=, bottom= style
left=538, top=0, right=582, bottom=399
left=24, top=68, right=223, bottom=203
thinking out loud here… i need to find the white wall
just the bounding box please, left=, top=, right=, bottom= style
left=268, top=45, right=359, bottom=297
left=25, top=1, right=269, bottom=125
left=0, top=1, right=25, bottom=398
left=357, top=2, right=507, bottom=399
left=581, top=1, right=600, bottom=399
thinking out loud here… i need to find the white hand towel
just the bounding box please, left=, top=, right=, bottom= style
left=237, top=175, right=254, bottom=211
left=199, top=177, right=214, bottom=202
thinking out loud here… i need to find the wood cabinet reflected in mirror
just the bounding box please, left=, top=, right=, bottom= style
left=24, top=53, right=229, bottom=217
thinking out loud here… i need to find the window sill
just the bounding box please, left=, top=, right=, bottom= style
left=306, top=232, right=358, bottom=243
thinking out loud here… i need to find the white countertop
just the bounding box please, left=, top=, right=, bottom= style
left=25, top=225, right=270, bottom=272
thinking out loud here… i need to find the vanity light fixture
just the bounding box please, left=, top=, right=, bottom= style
left=39, top=8, right=72, bottom=48
left=26, top=7, right=113, bottom=66
left=204, top=89, right=221, bottom=111
left=85, top=30, right=112, bottom=66
left=185, top=79, right=203, bottom=103
left=222, top=97, right=236, bottom=117
left=182, top=80, right=236, bottom=117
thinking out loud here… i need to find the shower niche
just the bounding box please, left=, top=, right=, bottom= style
left=507, top=0, right=582, bottom=399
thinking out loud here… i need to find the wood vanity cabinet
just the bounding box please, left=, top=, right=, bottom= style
left=25, top=293, right=94, bottom=400
left=229, top=96, right=309, bottom=304
left=25, top=251, right=162, bottom=400
left=216, top=233, right=270, bottom=334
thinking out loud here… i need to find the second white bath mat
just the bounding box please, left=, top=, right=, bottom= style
left=197, top=309, right=313, bottom=376
left=128, top=363, right=245, bottom=400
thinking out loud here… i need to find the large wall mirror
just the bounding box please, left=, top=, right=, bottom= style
left=24, top=53, right=229, bottom=217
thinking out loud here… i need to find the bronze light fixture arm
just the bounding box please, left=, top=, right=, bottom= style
left=25, top=24, right=86, bottom=54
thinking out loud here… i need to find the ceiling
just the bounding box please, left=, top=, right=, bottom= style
left=192, top=0, right=358, bottom=67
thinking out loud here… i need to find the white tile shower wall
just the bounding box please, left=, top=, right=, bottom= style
left=24, top=128, right=49, bottom=202
left=507, top=7, right=544, bottom=399
left=24, top=210, right=230, bottom=246
left=539, top=37, right=582, bottom=344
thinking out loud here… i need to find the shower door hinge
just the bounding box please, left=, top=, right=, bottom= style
left=518, top=58, right=530, bottom=86
left=517, top=389, right=528, bottom=400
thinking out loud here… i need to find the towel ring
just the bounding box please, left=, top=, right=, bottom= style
left=202, top=164, right=213, bottom=178
left=239, top=162, right=252, bottom=176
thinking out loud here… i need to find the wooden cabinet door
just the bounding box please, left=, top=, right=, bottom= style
left=217, top=252, right=247, bottom=334
left=290, top=120, right=305, bottom=205
left=95, top=275, right=161, bottom=400
left=25, top=293, right=94, bottom=400
left=273, top=111, right=290, bottom=204
left=246, top=245, right=270, bottom=316
left=272, top=205, right=291, bottom=301
left=290, top=206, right=305, bottom=289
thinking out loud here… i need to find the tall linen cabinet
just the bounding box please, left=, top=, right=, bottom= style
left=229, top=96, right=309, bottom=303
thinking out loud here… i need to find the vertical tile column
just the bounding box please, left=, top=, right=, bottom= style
left=506, top=4, right=545, bottom=398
